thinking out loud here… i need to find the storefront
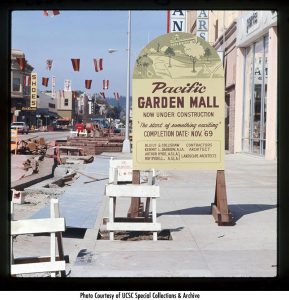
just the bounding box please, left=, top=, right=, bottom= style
left=235, top=11, right=277, bottom=159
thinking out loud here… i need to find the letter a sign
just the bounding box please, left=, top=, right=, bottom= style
left=132, top=32, right=225, bottom=170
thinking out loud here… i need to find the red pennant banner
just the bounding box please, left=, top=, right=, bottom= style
left=93, top=58, right=103, bottom=72
left=43, top=10, right=60, bottom=16
left=85, top=80, right=92, bottom=89
left=114, top=92, right=120, bottom=100
left=71, top=58, right=80, bottom=71
left=103, top=79, right=109, bottom=90
left=100, top=92, right=105, bottom=99
left=46, top=59, right=53, bottom=70
left=16, top=57, right=26, bottom=71
left=24, top=75, right=31, bottom=86
left=42, top=77, right=49, bottom=87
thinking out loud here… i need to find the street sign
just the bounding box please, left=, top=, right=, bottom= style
left=132, top=32, right=225, bottom=170
left=30, top=72, right=37, bottom=108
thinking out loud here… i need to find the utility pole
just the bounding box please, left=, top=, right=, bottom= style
left=122, top=10, right=131, bottom=153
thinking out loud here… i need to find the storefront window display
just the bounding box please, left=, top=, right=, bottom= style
left=242, top=35, right=268, bottom=155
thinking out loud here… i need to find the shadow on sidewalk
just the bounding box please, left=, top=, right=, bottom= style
left=158, top=204, right=276, bottom=222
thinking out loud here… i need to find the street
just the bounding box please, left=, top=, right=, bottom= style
left=18, top=130, right=70, bottom=142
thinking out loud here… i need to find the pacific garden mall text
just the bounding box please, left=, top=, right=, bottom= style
left=137, top=81, right=219, bottom=109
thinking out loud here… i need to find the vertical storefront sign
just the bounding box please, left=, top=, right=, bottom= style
left=52, top=76, right=56, bottom=98
left=167, top=10, right=187, bottom=33
left=64, top=79, right=72, bottom=92
left=30, top=72, right=37, bottom=108
left=196, top=10, right=209, bottom=41
left=132, top=32, right=224, bottom=170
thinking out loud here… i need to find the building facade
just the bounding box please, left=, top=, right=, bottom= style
left=36, top=91, right=58, bottom=128
left=234, top=11, right=277, bottom=160
left=56, top=90, right=73, bottom=120
left=11, top=49, right=34, bottom=124
left=186, top=10, right=277, bottom=160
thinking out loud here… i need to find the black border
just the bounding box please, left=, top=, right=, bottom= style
left=1, top=0, right=289, bottom=291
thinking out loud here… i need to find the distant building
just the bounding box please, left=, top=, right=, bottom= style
left=11, top=49, right=34, bottom=124
left=36, top=91, right=58, bottom=127
left=55, top=90, right=73, bottom=120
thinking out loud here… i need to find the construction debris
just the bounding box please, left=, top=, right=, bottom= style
left=22, top=158, right=39, bottom=173
left=60, top=155, right=94, bottom=164
left=16, top=136, right=48, bottom=155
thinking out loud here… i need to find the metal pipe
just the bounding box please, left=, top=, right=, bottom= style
left=122, top=10, right=131, bottom=153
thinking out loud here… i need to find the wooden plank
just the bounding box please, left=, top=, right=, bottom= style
left=11, top=261, right=65, bottom=275
left=107, top=222, right=161, bottom=231
left=106, top=184, right=160, bottom=198
left=114, top=217, right=152, bottom=222
left=129, top=170, right=141, bottom=218
left=212, top=170, right=233, bottom=225
left=59, top=146, right=82, bottom=151
left=11, top=218, right=65, bottom=235
left=13, top=255, right=69, bottom=264
left=50, top=200, right=56, bottom=277
left=51, top=199, right=65, bottom=261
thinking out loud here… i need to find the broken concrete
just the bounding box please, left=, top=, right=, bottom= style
left=11, top=155, right=54, bottom=190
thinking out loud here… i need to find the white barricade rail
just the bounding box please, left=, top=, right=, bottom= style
left=109, top=158, right=133, bottom=184
left=108, top=158, right=157, bottom=227
left=70, top=130, right=88, bottom=137
left=11, top=129, right=18, bottom=154
left=109, top=158, right=156, bottom=184
left=11, top=199, right=67, bottom=277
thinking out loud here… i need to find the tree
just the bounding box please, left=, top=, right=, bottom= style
left=157, top=42, right=161, bottom=52
left=164, top=47, right=175, bottom=67
left=183, top=42, right=205, bottom=72
left=204, top=47, right=212, bottom=61
left=136, top=54, right=153, bottom=76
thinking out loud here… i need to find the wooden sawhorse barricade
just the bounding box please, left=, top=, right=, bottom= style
left=109, top=158, right=156, bottom=219
left=11, top=129, right=18, bottom=154
left=105, top=184, right=161, bottom=241
left=11, top=199, right=67, bottom=277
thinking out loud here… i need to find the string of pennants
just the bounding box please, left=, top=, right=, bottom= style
left=43, top=10, right=60, bottom=17
left=15, top=12, right=121, bottom=102
left=16, top=54, right=120, bottom=100
left=71, top=58, right=104, bottom=73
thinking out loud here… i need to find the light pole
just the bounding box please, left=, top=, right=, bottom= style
left=122, top=10, right=131, bottom=153
left=107, top=11, right=132, bottom=152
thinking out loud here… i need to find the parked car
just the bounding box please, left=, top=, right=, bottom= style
left=11, top=122, right=29, bottom=134
left=89, top=117, right=110, bottom=129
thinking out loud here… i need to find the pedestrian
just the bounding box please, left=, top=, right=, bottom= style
left=76, top=121, right=84, bottom=136
left=49, top=142, right=62, bottom=177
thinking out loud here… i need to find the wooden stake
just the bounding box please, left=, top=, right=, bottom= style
left=51, top=199, right=66, bottom=276
left=211, top=170, right=234, bottom=225
left=127, top=170, right=141, bottom=218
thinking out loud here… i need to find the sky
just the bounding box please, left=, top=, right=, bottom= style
left=12, top=10, right=167, bottom=97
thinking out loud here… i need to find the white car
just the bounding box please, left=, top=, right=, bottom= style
left=11, top=122, right=29, bottom=134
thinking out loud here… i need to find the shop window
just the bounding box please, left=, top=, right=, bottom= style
left=13, top=77, right=21, bottom=92
left=242, top=35, right=269, bottom=156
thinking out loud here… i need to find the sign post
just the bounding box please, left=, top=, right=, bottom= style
left=132, top=32, right=232, bottom=224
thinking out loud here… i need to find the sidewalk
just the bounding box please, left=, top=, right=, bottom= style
left=70, top=153, right=277, bottom=277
